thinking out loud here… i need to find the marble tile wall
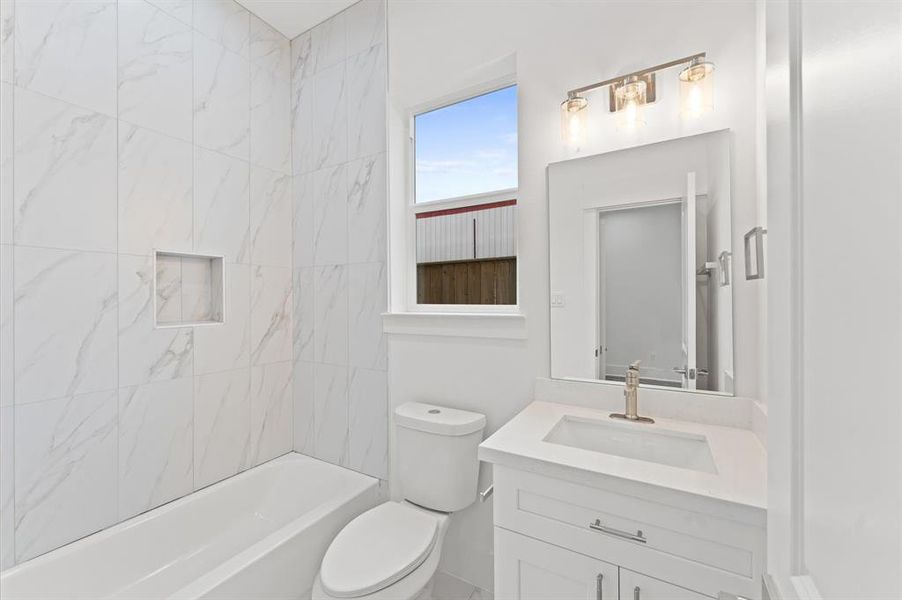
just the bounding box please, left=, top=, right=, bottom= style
left=290, top=0, right=388, bottom=480
left=0, top=0, right=292, bottom=568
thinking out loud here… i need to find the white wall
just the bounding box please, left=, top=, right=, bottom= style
left=386, top=1, right=762, bottom=590
left=765, top=1, right=901, bottom=598
left=0, top=0, right=294, bottom=568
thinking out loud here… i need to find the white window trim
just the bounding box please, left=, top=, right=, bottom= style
left=403, top=78, right=523, bottom=317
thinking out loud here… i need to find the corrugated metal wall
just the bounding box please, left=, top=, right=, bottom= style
left=416, top=203, right=517, bottom=263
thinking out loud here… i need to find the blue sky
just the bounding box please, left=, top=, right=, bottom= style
left=415, top=85, right=518, bottom=203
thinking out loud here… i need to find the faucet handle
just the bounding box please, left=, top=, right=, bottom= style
left=629, top=360, right=641, bottom=371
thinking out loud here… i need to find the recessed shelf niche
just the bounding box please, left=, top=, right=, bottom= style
left=154, top=250, right=225, bottom=327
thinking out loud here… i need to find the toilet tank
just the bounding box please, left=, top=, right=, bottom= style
left=394, top=402, right=486, bottom=513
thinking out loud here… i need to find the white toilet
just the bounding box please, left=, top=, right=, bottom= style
left=312, top=402, right=486, bottom=600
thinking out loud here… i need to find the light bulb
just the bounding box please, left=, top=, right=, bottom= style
left=560, top=95, right=588, bottom=145
left=614, top=77, right=646, bottom=130
left=679, top=58, right=715, bottom=118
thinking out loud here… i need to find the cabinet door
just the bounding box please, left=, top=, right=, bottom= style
left=495, top=527, right=618, bottom=600
left=619, top=569, right=710, bottom=600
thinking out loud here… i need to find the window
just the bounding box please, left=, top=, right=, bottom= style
left=411, top=84, right=518, bottom=306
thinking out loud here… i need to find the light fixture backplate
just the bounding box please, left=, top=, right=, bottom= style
left=609, top=73, right=656, bottom=112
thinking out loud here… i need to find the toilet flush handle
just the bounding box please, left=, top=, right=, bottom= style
left=479, top=485, right=494, bottom=502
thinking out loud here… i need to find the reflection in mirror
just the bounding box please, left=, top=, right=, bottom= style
left=548, top=130, right=734, bottom=395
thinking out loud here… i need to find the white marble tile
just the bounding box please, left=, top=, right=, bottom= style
left=430, top=572, right=481, bottom=600
left=195, top=262, right=250, bottom=375
left=118, top=0, right=193, bottom=142
left=314, top=264, right=348, bottom=366
left=118, top=124, right=193, bottom=255
left=0, top=405, right=13, bottom=569
left=250, top=264, right=292, bottom=365
left=0, top=82, right=11, bottom=245
left=249, top=361, right=292, bottom=466
left=292, top=173, right=314, bottom=268
left=347, top=44, right=386, bottom=161
left=119, top=254, right=194, bottom=387
left=290, top=29, right=313, bottom=82
left=14, top=247, right=117, bottom=405
left=146, top=0, right=192, bottom=26
left=181, top=255, right=217, bottom=321
left=14, top=390, right=117, bottom=562
left=347, top=153, right=386, bottom=264
left=346, top=0, right=385, bottom=57
left=249, top=14, right=288, bottom=75
left=14, top=0, right=116, bottom=115
left=292, top=267, right=314, bottom=364
left=290, top=71, right=315, bottom=176
left=155, top=253, right=183, bottom=324
left=0, top=0, right=13, bottom=84
left=194, top=32, right=249, bottom=160
left=313, top=363, right=347, bottom=466
left=0, top=244, right=11, bottom=408
left=14, top=88, right=117, bottom=252
left=348, top=262, right=386, bottom=371
left=194, top=0, right=249, bottom=57
left=348, top=367, right=387, bottom=479
left=194, top=368, right=251, bottom=489
left=311, top=11, right=346, bottom=74
left=250, top=166, right=292, bottom=267
left=313, top=164, right=348, bottom=266
left=250, top=63, right=290, bottom=174
left=292, top=360, right=315, bottom=455
left=118, top=377, right=193, bottom=520
left=313, top=62, right=347, bottom=170
left=194, top=147, right=250, bottom=263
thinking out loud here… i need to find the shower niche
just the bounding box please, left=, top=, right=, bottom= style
left=154, top=250, right=225, bottom=327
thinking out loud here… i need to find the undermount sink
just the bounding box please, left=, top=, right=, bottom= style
left=543, top=416, right=718, bottom=474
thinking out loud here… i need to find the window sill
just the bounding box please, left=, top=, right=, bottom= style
left=382, top=311, right=527, bottom=340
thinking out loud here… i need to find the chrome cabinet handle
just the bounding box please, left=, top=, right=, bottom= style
left=596, top=573, right=603, bottom=600
left=634, top=586, right=640, bottom=600
left=589, top=519, right=647, bottom=543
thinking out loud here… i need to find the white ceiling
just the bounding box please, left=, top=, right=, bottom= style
left=236, top=0, right=357, bottom=40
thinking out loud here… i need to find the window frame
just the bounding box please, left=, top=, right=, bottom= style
left=405, top=79, right=521, bottom=314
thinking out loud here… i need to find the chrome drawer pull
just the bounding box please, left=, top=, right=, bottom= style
left=588, top=519, right=647, bottom=543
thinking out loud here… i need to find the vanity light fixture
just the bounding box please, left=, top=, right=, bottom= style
left=560, top=52, right=714, bottom=143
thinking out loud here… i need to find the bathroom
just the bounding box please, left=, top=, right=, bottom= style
left=0, top=0, right=899, bottom=598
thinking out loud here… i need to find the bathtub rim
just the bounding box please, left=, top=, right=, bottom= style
left=0, top=452, right=379, bottom=594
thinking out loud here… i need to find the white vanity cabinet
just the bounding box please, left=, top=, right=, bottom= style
left=491, top=466, right=765, bottom=600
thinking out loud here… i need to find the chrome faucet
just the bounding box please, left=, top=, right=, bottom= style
left=610, top=361, right=654, bottom=424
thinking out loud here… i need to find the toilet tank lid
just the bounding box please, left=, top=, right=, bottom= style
left=395, top=402, right=486, bottom=436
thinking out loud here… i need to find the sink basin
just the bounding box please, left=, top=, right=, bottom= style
left=543, top=416, right=717, bottom=473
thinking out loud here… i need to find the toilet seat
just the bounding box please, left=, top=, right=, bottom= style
left=319, top=502, right=441, bottom=598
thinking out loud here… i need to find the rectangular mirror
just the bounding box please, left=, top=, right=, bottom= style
left=548, top=130, right=734, bottom=395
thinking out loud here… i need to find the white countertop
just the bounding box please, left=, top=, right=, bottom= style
left=479, top=401, right=767, bottom=511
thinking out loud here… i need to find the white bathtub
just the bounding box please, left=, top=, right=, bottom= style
left=0, top=453, right=379, bottom=600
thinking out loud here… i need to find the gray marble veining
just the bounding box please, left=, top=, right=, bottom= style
left=250, top=265, right=292, bottom=365
left=314, top=265, right=348, bottom=366
left=119, top=254, right=194, bottom=387
left=14, top=390, right=118, bottom=562
left=349, top=367, right=388, bottom=479
left=14, top=88, right=117, bottom=252
left=194, top=0, right=250, bottom=58
left=118, top=0, right=193, bottom=142
left=194, top=31, right=250, bottom=160
left=347, top=153, right=387, bottom=264
left=250, top=166, right=292, bottom=267
left=194, top=146, right=250, bottom=263
left=347, top=44, right=386, bottom=161
left=118, top=378, right=193, bottom=520
left=250, top=63, right=291, bottom=174
left=14, top=0, right=117, bottom=115
left=313, top=164, right=348, bottom=267
left=194, top=368, right=252, bottom=489
left=348, top=262, right=387, bottom=371
left=118, top=124, right=193, bottom=255
left=249, top=361, right=292, bottom=466
left=14, top=247, right=118, bottom=405
left=313, top=363, right=348, bottom=466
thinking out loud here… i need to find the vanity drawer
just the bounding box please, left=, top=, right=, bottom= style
left=493, top=467, right=764, bottom=599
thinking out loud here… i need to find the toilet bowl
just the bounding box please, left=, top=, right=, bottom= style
left=312, top=402, right=486, bottom=600
left=311, top=501, right=450, bottom=600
